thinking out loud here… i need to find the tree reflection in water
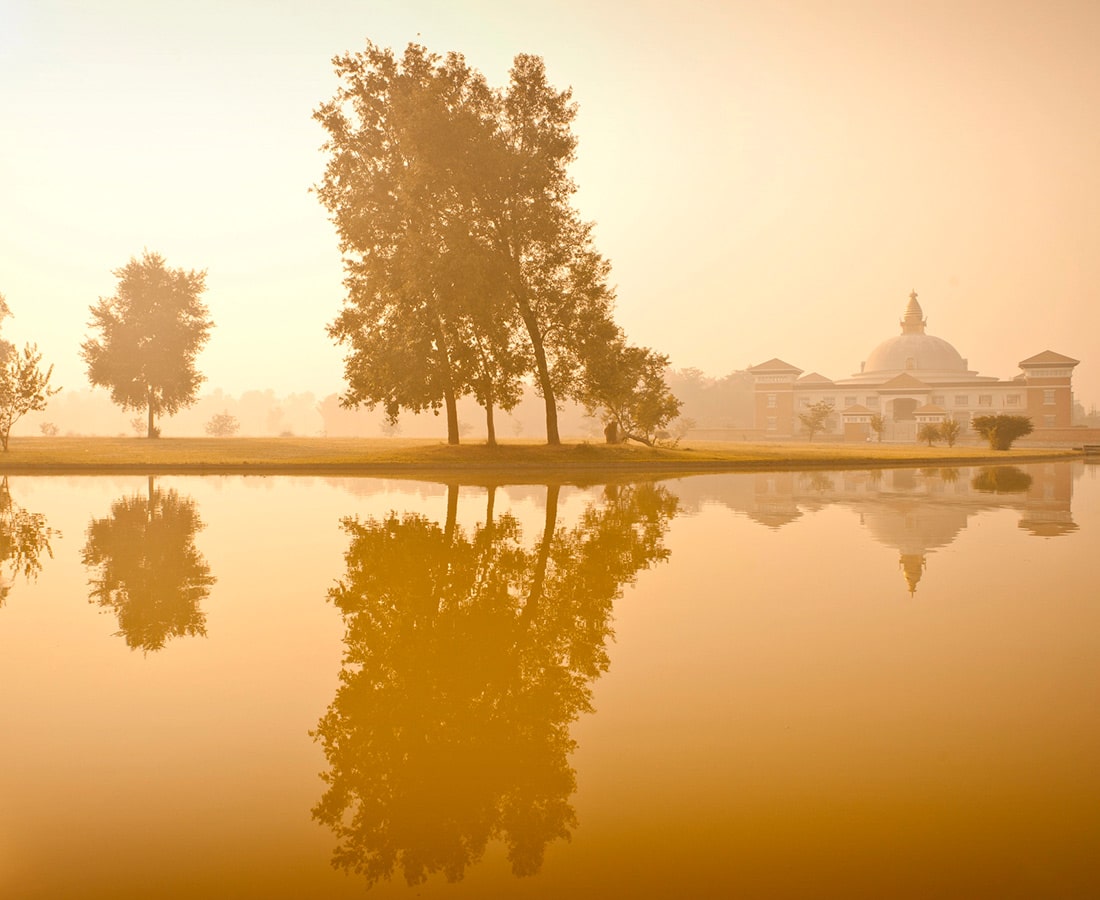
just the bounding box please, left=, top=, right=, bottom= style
left=82, top=477, right=215, bottom=652
left=313, top=480, right=678, bottom=887
left=0, top=476, right=60, bottom=606
left=971, top=465, right=1033, bottom=494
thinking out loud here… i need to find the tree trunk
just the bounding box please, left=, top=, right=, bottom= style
left=524, top=482, right=560, bottom=620
left=444, top=482, right=459, bottom=544
left=432, top=317, right=460, bottom=445
left=485, top=400, right=497, bottom=447
left=513, top=293, right=560, bottom=446
left=147, top=391, right=155, bottom=438
left=485, top=485, right=496, bottom=533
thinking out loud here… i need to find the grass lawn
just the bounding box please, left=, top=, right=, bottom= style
left=0, top=436, right=1080, bottom=478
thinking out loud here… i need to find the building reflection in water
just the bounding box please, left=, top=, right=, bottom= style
left=0, top=476, right=60, bottom=606
left=675, top=463, right=1077, bottom=595
left=312, top=481, right=678, bottom=888
left=82, top=476, right=216, bottom=652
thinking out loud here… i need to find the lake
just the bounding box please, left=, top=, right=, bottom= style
left=1, top=462, right=1097, bottom=899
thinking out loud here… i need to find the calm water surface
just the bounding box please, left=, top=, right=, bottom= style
left=1, top=462, right=1097, bottom=899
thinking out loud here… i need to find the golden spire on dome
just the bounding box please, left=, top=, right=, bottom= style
left=900, top=289, right=927, bottom=335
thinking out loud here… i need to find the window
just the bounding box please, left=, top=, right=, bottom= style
left=932, top=395, right=944, bottom=405
left=766, top=416, right=777, bottom=431
left=1044, top=415, right=1056, bottom=426
left=955, top=395, right=968, bottom=406
left=979, top=395, right=993, bottom=407
left=1006, top=394, right=1020, bottom=407
left=905, top=357, right=915, bottom=370
left=845, top=396, right=857, bottom=407
left=766, top=393, right=777, bottom=408
left=866, top=396, right=879, bottom=409
left=823, top=397, right=835, bottom=406
left=1044, top=389, right=1056, bottom=405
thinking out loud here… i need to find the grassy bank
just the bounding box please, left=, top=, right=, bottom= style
left=0, top=436, right=1081, bottom=478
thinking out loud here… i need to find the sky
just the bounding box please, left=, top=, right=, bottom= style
left=2, top=0, right=1099, bottom=406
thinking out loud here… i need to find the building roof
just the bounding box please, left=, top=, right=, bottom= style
left=915, top=403, right=946, bottom=413
left=797, top=372, right=834, bottom=384
left=1018, top=350, right=1080, bottom=367
left=859, top=292, right=971, bottom=378
left=879, top=373, right=931, bottom=390
left=748, top=358, right=803, bottom=373
left=842, top=404, right=873, bottom=415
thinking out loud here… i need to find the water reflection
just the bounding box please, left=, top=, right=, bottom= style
left=677, top=463, right=1077, bottom=594
left=0, top=476, right=59, bottom=605
left=313, top=481, right=678, bottom=888
left=82, top=476, right=216, bottom=652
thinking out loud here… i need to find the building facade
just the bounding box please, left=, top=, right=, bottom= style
left=749, top=292, right=1079, bottom=442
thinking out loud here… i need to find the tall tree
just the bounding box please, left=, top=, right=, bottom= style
left=318, top=44, right=494, bottom=444
left=316, top=43, right=620, bottom=446
left=82, top=251, right=213, bottom=438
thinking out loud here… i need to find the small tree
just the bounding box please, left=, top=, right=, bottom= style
left=39, top=422, right=59, bottom=437
left=82, top=250, right=213, bottom=438
left=939, top=417, right=961, bottom=447
left=581, top=340, right=682, bottom=446
left=204, top=410, right=240, bottom=437
left=972, top=414, right=1033, bottom=451
left=917, top=422, right=941, bottom=447
left=0, top=344, right=60, bottom=451
left=799, top=400, right=835, bottom=441
left=869, top=413, right=886, bottom=443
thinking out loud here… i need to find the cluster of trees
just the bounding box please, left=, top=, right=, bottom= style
left=315, top=43, right=679, bottom=446
left=314, top=480, right=678, bottom=886
left=917, top=417, right=962, bottom=447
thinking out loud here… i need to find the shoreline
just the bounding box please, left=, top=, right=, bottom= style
left=0, top=437, right=1083, bottom=481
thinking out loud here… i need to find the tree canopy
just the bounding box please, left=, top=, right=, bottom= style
left=972, top=414, right=1034, bottom=451
left=313, top=481, right=677, bottom=886
left=82, top=479, right=215, bottom=652
left=82, top=251, right=213, bottom=438
left=315, top=42, right=661, bottom=445
left=0, top=294, right=60, bottom=451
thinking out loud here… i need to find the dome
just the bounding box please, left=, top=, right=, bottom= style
left=858, top=291, right=971, bottom=378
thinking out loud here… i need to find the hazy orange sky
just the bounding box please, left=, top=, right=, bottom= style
left=2, top=0, right=1098, bottom=406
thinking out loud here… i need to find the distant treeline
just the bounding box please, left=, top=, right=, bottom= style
left=15, top=368, right=756, bottom=440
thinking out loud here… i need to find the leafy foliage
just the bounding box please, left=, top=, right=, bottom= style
left=204, top=410, right=240, bottom=437
left=799, top=400, right=835, bottom=441
left=939, top=417, right=961, bottom=447
left=869, top=413, right=886, bottom=442
left=0, top=294, right=60, bottom=451
left=0, top=477, right=59, bottom=606
left=0, top=344, right=59, bottom=451
left=82, top=480, right=216, bottom=652
left=580, top=338, right=682, bottom=445
left=312, top=482, right=677, bottom=887
left=82, top=251, right=213, bottom=438
left=917, top=422, right=940, bottom=446
left=971, top=465, right=1034, bottom=493
left=315, top=42, right=623, bottom=445
left=971, top=414, right=1033, bottom=450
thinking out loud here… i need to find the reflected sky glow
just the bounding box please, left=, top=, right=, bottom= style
left=0, top=463, right=1098, bottom=897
